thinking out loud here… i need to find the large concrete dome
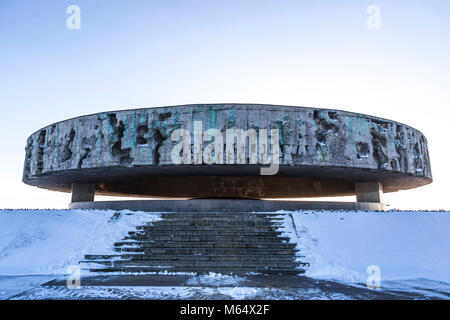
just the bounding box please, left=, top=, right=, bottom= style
left=23, top=104, right=432, bottom=200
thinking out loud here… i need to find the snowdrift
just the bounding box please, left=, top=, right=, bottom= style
left=279, top=210, right=450, bottom=283
left=0, top=210, right=160, bottom=275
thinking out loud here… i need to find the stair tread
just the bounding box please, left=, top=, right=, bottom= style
left=114, top=248, right=299, bottom=252
left=125, top=236, right=290, bottom=240
left=88, top=266, right=305, bottom=275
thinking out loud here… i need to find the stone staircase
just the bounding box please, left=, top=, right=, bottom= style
left=81, top=212, right=308, bottom=274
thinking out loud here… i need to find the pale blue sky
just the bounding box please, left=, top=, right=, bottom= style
left=1, top=0, right=449, bottom=209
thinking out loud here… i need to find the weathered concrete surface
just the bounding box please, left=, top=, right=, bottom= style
left=23, top=104, right=432, bottom=198
left=71, top=183, right=95, bottom=202
left=355, top=182, right=384, bottom=203
left=69, top=199, right=385, bottom=211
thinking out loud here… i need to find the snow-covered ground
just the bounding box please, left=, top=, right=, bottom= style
left=0, top=209, right=449, bottom=299
left=277, top=210, right=450, bottom=284
left=0, top=209, right=160, bottom=275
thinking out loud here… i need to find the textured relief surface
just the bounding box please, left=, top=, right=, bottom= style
left=22, top=104, right=432, bottom=197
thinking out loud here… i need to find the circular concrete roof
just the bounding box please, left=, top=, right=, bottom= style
left=23, top=104, right=432, bottom=198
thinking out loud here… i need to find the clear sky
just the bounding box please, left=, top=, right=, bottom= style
left=1, top=0, right=449, bottom=209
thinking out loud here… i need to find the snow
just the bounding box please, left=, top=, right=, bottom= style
left=0, top=209, right=449, bottom=299
left=277, top=210, right=450, bottom=283
left=186, top=273, right=246, bottom=286
left=0, top=275, right=55, bottom=299
left=1, top=209, right=449, bottom=283
left=10, top=284, right=351, bottom=300
left=0, top=210, right=160, bottom=275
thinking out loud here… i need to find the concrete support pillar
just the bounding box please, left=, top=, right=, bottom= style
left=355, top=182, right=383, bottom=203
left=71, top=183, right=95, bottom=203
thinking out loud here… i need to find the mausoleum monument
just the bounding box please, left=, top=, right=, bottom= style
left=23, top=104, right=432, bottom=211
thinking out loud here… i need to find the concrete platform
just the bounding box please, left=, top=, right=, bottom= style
left=69, top=199, right=385, bottom=211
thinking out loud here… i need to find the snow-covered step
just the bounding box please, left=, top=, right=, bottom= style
left=159, top=213, right=282, bottom=218
left=88, top=266, right=303, bottom=275
left=84, top=254, right=303, bottom=261
left=149, top=219, right=282, bottom=229
left=114, top=241, right=296, bottom=249
left=114, top=247, right=299, bottom=255
left=129, top=230, right=284, bottom=236
left=123, top=235, right=291, bottom=242
left=83, top=258, right=302, bottom=267
left=136, top=226, right=281, bottom=232
left=154, top=217, right=284, bottom=222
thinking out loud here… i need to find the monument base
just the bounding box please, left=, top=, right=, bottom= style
left=69, top=199, right=386, bottom=212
